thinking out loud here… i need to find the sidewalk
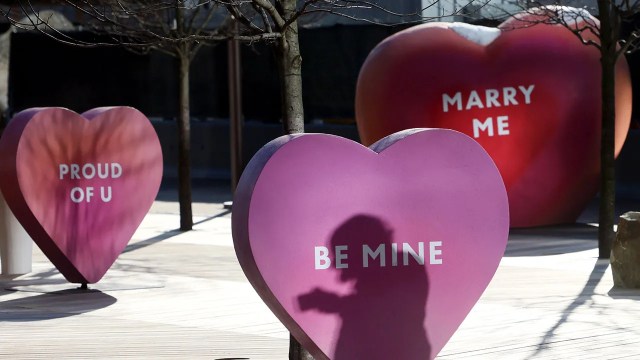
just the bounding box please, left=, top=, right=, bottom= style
left=1, top=181, right=640, bottom=359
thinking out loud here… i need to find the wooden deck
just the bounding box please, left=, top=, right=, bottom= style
left=2, top=199, right=640, bottom=359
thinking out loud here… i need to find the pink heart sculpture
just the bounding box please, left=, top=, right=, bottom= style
left=232, top=129, right=509, bottom=359
left=355, top=9, right=632, bottom=227
left=0, top=107, right=162, bottom=284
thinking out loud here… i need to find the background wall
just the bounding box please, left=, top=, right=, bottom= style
left=7, top=25, right=640, bottom=199
left=8, top=25, right=403, bottom=122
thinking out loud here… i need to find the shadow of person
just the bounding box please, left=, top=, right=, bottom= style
left=298, top=214, right=431, bottom=359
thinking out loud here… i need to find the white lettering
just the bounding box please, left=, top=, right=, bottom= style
left=391, top=243, right=398, bottom=267
left=82, top=164, right=96, bottom=179
left=485, top=89, right=500, bottom=108
left=58, top=163, right=123, bottom=180
left=313, top=241, right=444, bottom=269
left=403, top=242, right=425, bottom=265
left=503, top=87, right=518, bottom=106
left=70, top=164, right=80, bottom=179
left=335, top=245, right=349, bottom=269
left=59, top=164, right=69, bottom=180
left=519, top=85, right=535, bottom=104
left=98, top=163, right=109, bottom=179
left=363, top=244, right=386, bottom=268
left=70, top=187, right=84, bottom=203
left=69, top=186, right=94, bottom=203
left=100, top=186, right=112, bottom=202
left=473, top=117, right=494, bottom=138
left=497, top=116, right=510, bottom=136
left=111, top=163, right=122, bottom=179
left=442, top=92, right=462, bottom=112
left=442, top=85, right=534, bottom=111
left=465, top=90, right=484, bottom=110
left=85, top=187, right=94, bottom=202
left=430, top=241, right=443, bottom=265
left=314, top=246, right=331, bottom=270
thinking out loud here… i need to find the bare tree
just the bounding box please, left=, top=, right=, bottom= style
left=224, top=0, right=430, bottom=135
left=593, top=0, right=640, bottom=258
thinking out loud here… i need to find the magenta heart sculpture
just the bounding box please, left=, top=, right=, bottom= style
left=0, top=107, right=162, bottom=284
left=232, top=129, right=509, bottom=359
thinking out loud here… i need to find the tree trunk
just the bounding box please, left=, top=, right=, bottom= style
left=177, top=50, right=193, bottom=231
left=277, top=1, right=304, bottom=135
left=278, top=1, right=308, bottom=358
left=289, top=334, right=315, bottom=360
left=228, top=21, right=243, bottom=193
left=597, top=0, right=618, bottom=258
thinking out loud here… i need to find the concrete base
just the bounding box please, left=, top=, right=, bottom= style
left=0, top=192, right=32, bottom=275
left=611, top=212, right=640, bottom=288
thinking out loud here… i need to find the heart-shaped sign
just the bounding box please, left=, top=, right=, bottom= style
left=232, top=129, right=509, bottom=359
left=355, top=9, right=632, bottom=227
left=0, top=107, right=162, bottom=284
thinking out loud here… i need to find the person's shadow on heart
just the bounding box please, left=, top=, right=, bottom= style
left=298, top=214, right=431, bottom=360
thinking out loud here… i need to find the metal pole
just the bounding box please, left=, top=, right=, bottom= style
left=228, top=20, right=243, bottom=194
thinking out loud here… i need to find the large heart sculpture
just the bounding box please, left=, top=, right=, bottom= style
left=355, top=9, right=632, bottom=227
left=0, top=107, right=162, bottom=284
left=232, top=129, right=509, bottom=359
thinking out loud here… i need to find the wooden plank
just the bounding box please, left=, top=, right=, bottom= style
left=2, top=203, right=640, bottom=359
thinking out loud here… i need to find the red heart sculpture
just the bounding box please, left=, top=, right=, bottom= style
left=355, top=12, right=632, bottom=227
left=0, top=107, right=162, bottom=283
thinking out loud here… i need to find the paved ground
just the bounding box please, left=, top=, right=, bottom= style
left=2, top=181, right=640, bottom=359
